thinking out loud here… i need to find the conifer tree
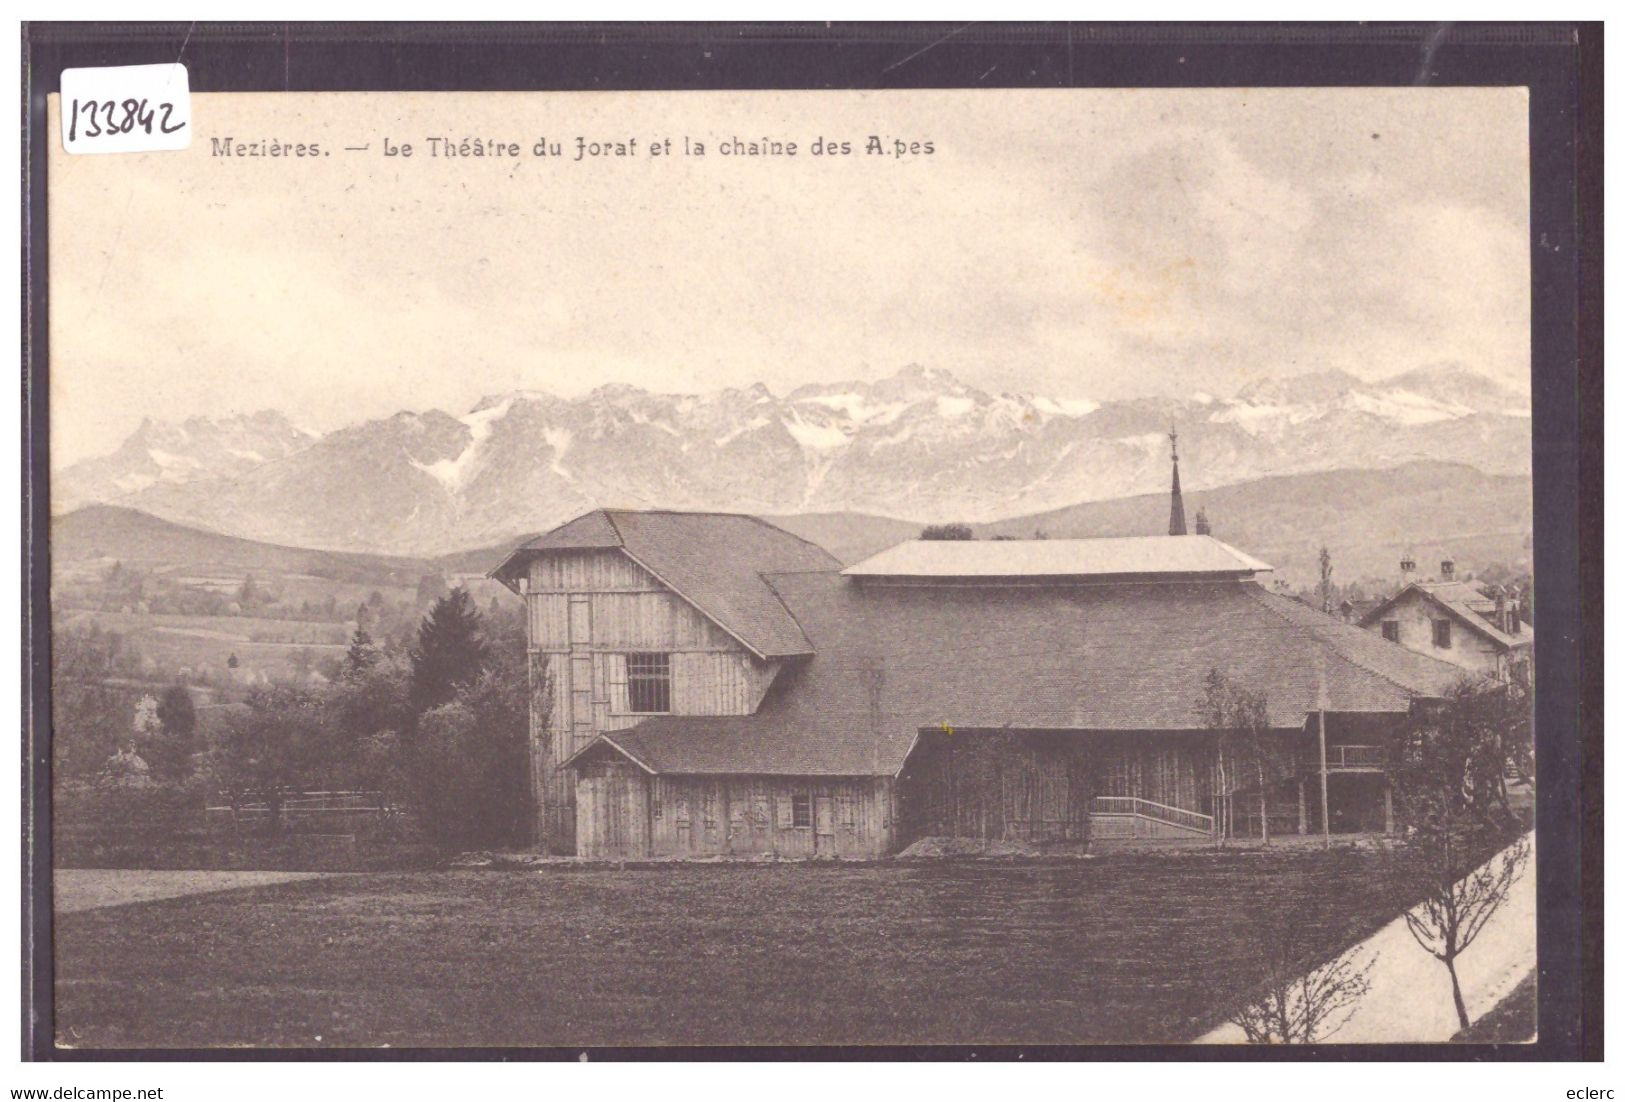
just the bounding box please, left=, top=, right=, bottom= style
left=408, top=588, right=488, bottom=715
left=345, top=624, right=381, bottom=677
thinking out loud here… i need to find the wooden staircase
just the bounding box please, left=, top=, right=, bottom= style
left=1089, top=796, right=1215, bottom=840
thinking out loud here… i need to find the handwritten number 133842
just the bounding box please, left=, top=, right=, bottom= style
left=67, top=97, right=185, bottom=142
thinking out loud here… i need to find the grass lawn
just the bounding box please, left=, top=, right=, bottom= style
left=55, top=849, right=1423, bottom=1049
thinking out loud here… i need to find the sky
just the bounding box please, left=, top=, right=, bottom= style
left=47, top=88, right=1530, bottom=466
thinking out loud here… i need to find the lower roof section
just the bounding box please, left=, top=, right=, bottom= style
left=570, top=724, right=1256, bottom=778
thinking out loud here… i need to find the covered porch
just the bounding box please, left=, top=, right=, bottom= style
left=1222, top=712, right=1400, bottom=839
left=896, top=714, right=1405, bottom=849
left=895, top=728, right=1224, bottom=847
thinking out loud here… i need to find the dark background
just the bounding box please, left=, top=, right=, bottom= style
left=22, top=21, right=1601, bottom=1062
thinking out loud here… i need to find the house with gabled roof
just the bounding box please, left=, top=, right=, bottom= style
left=1357, top=556, right=1532, bottom=684
left=492, top=453, right=1467, bottom=858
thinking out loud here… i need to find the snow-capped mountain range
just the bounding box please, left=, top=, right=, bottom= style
left=55, top=410, right=316, bottom=507
left=54, top=364, right=1532, bottom=556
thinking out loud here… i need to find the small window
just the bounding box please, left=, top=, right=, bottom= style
left=1432, top=619, right=1452, bottom=649
left=626, top=652, right=671, bottom=713
left=1381, top=620, right=1399, bottom=643
left=791, top=793, right=812, bottom=828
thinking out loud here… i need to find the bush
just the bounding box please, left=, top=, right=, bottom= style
left=408, top=694, right=529, bottom=848
left=54, top=779, right=208, bottom=866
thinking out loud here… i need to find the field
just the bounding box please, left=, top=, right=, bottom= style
left=55, top=849, right=1424, bottom=1049
left=54, top=608, right=353, bottom=686
left=63, top=609, right=353, bottom=647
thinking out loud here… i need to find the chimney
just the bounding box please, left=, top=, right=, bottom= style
left=1400, top=552, right=1416, bottom=586
left=1440, top=557, right=1455, bottom=581
left=1507, top=585, right=1522, bottom=633
left=1492, top=585, right=1507, bottom=630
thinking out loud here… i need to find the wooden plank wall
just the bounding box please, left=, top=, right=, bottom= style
left=597, top=652, right=777, bottom=731
left=524, top=549, right=781, bottom=853
left=645, top=776, right=894, bottom=859
left=897, top=733, right=1097, bottom=846
left=573, top=770, right=895, bottom=859
left=1227, top=779, right=1313, bottom=838
left=527, top=651, right=572, bottom=852
left=1094, top=736, right=1217, bottom=815
left=575, top=760, right=652, bottom=858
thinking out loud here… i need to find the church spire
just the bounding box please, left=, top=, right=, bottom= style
left=1168, top=424, right=1188, bottom=536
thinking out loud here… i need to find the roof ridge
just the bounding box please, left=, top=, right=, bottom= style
left=1360, top=581, right=1522, bottom=648
left=1245, top=585, right=1444, bottom=700
left=603, top=508, right=839, bottom=563
left=599, top=508, right=629, bottom=546
left=758, top=572, right=819, bottom=654
left=739, top=514, right=843, bottom=561
left=605, top=506, right=768, bottom=520
left=1356, top=582, right=1417, bottom=628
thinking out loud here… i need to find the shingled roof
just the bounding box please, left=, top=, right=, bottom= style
left=491, top=509, right=839, bottom=658
left=577, top=573, right=1468, bottom=778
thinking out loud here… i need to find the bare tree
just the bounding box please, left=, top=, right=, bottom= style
left=1222, top=885, right=1377, bottom=1043
left=1391, top=679, right=1533, bottom=1031
left=1403, top=832, right=1529, bottom=1031
left=1197, top=669, right=1279, bottom=844
left=1227, top=938, right=1377, bottom=1044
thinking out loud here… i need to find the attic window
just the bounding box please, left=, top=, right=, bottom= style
left=1381, top=620, right=1399, bottom=643
left=626, top=653, right=671, bottom=713
left=1432, top=620, right=1452, bottom=649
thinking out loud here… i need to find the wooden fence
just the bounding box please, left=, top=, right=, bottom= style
left=205, top=789, right=397, bottom=831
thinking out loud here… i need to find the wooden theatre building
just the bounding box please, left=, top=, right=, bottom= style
left=492, top=508, right=1464, bottom=858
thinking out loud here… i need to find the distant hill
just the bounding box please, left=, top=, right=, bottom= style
left=433, top=539, right=533, bottom=578
left=758, top=512, right=923, bottom=566
left=755, top=461, right=1531, bottom=585
left=53, top=505, right=430, bottom=587
left=54, top=460, right=1533, bottom=594
left=976, top=460, right=1532, bottom=586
